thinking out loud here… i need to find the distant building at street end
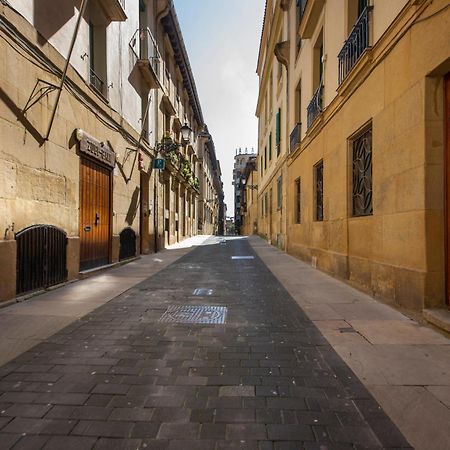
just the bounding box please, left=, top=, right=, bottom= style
left=0, top=0, right=223, bottom=303
left=240, top=156, right=258, bottom=236
left=233, top=148, right=256, bottom=235
left=255, top=0, right=450, bottom=324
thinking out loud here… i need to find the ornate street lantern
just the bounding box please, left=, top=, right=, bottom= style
left=180, top=122, right=192, bottom=144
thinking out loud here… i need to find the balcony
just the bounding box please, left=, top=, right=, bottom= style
left=307, top=83, right=323, bottom=129
left=290, top=123, right=301, bottom=153
left=298, top=0, right=325, bottom=39
left=338, top=7, right=372, bottom=84
left=97, top=0, right=127, bottom=21
left=130, top=28, right=162, bottom=90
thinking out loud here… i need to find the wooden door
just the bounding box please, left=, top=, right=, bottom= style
left=445, top=74, right=450, bottom=307
left=79, top=158, right=111, bottom=271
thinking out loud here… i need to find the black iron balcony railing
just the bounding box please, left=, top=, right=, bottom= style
left=290, top=123, right=301, bottom=153
left=89, top=68, right=105, bottom=95
left=298, top=0, right=308, bottom=19
left=338, top=6, right=372, bottom=84
left=139, top=29, right=160, bottom=77
left=307, top=83, right=323, bottom=128
left=130, top=28, right=161, bottom=88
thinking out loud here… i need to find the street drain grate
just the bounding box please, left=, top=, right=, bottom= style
left=231, top=256, right=254, bottom=260
left=159, top=305, right=227, bottom=324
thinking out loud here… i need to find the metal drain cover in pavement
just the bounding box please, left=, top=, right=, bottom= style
left=159, top=305, right=227, bottom=324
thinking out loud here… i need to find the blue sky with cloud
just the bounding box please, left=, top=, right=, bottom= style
left=174, top=0, right=266, bottom=212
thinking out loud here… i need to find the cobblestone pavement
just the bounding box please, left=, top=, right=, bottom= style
left=0, top=238, right=412, bottom=449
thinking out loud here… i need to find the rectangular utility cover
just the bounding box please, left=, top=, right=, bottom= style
left=193, top=288, right=214, bottom=296
left=159, top=305, right=227, bottom=324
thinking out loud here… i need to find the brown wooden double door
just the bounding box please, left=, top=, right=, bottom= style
left=79, top=158, right=111, bottom=271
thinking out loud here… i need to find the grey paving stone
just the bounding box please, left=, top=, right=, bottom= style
left=219, top=386, right=255, bottom=397
left=129, top=422, right=160, bottom=439
left=225, top=423, right=267, bottom=440
left=7, top=435, right=49, bottom=450
left=267, top=424, right=315, bottom=441
left=1, top=403, right=51, bottom=418
left=72, top=420, right=134, bottom=438
left=2, top=418, right=76, bottom=435
left=94, top=438, right=143, bottom=449
left=200, top=423, right=226, bottom=439
left=43, top=436, right=96, bottom=450
left=157, top=423, right=200, bottom=439
left=214, top=408, right=255, bottom=423
left=0, top=433, right=21, bottom=450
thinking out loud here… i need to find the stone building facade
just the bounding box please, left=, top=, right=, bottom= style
left=240, top=156, right=258, bottom=237
left=0, top=0, right=222, bottom=302
left=233, top=149, right=256, bottom=235
left=254, top=0, right=450, bottom=321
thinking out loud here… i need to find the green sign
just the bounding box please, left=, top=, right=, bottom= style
left=153, top=158, right=165, bottom=170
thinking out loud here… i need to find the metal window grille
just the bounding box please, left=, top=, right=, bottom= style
left=119, top=228, right=137, bottom=261
left=90, top=68, right=105, bottom=95
left=269, top=133, right=272, bottom=161
left=276, top=108, right=281, bottom=148
left=352, top=128, right=373, bottom=216
left=16, top=225, right=67, bottom=295
left=295, top=178, right=301, bottom=223
left=277, top=176, right=282, bottom=210
left=315, top=162, right=324, bottom=221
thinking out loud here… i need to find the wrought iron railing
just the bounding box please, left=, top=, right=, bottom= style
left=338, top=6, right=372, bottom=84
left=89, top=68, right=105, bottom=95
left=307, top=83, right=323, bottom=128
left=290, top=123, right=301, bottom=152
left=130, top=28, right=161, bottom=81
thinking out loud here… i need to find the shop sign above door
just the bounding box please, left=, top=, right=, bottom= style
left=75, top=129, right=115, bottom=168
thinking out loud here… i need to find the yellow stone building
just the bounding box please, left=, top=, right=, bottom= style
left=240, top=156, right=259, bottom=236
left=254, top=0, right=450, bottom=320
left=0, top=0, right=223, bottom=302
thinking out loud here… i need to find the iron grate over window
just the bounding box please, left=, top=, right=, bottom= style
left=119, top=228, right=137, bottom=261
left=159, top=305, right=227, bottom=324
left=315, top=161, right=324, bottom=221
left=15, top=225, right=67, bottom=295
left=352, top=128, right=373, bottom=216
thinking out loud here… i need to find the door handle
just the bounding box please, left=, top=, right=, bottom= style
left=95, top=212, right=100, bottom=226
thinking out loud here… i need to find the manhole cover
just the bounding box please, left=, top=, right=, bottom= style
left=231, top=256, right=254, bottom=260
left=159, top=305, right=227, bottom=324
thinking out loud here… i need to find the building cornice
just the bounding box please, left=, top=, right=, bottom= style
left=161, top=1, right=204, bottom=126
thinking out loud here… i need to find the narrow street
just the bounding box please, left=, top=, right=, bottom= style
left=0, top=237, right=415, bottom=450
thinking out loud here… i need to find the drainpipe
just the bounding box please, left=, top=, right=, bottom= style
left=153, top=0, right=171, bottom=252
left=45, top=0, right=88, bottom=141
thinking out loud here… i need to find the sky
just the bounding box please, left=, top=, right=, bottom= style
left=173, top=0, right=266, bottom=213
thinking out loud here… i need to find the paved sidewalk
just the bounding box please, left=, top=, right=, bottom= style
left=249, top=236, right=450, bottom=450
left=0, top=237, right=412, bottom=449
left=0, top=235, right=215, bottom=367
